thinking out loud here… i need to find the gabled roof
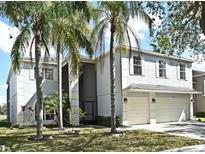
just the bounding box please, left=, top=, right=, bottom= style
left=93, top=47, right=194, bottom=63
left=7, top=58, right=57, bottom=84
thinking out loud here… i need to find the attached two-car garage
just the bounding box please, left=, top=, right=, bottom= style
left=124, top=92, right=190, bottom=125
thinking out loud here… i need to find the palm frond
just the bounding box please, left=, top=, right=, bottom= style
left=11, top=25, right=31, bottom=72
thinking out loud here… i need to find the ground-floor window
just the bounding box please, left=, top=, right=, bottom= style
left=43, top=110, right=55, bottom=120
left=35, top=104, right=55, bottom=121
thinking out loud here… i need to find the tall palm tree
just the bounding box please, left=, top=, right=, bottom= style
left=92, top=2, right=152, bottom=133
left=0, top=1, right=52, bottom=139
left=49, top=2, right=93, bottom=129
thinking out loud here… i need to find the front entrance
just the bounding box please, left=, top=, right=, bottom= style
left=80, top=101, right=97, bottom=124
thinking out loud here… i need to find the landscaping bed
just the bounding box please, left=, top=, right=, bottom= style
left=0, top=122, right=205, bottom=152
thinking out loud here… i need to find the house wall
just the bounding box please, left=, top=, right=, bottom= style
left=193, top=75, right=205, bottom=114
left=9, top=72, right=17, bottom=124
left=6, top=83, right=10, bottom=123
left=121, top=52, right=193, bottom=89
left=96, top=51, right=123, bottom=117
left=8, top=61, right=58, bottom=125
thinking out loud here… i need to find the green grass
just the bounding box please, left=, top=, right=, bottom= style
left=196, top=117, right=205, bottom=122
left=0, top=123, right=205, bottom=152
left=0, top=115, right=7, bottom=121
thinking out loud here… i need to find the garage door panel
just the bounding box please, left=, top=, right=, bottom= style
left=126, top=96, right=149, bottom=125
left=156, top=94, right=189, bottom=123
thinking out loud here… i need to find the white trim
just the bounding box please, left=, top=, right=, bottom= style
left=193, top=73, right=205, bottom=78
left=124, top=89, right=202, bottom=94
left=155, top=60, right=159, bottom=78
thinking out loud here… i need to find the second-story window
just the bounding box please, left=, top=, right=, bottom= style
left=133, top=56, right=142, bottom=75
left=43, top=68, right=53, bottom=80
left=159, top=60, right=166, bottom=78
left=180, top=64, right=186, bottom=80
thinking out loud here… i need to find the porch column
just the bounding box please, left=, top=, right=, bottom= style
left=190, top=94, right=194, bottom=120
left=149, top=92, right=156, bottom=125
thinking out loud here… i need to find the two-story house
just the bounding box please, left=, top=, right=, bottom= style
left=7, top=58, right=58, bottom=125
left=7, top=47, right=200, bottom=126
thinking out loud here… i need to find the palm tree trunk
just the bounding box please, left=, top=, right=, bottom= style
left=110, top=23, right=116, bottom=133
left=34, top=29, right=44, bottom=139
left=57, top=42, right=63, bottom=130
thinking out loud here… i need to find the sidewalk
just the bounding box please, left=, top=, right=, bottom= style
left=164, top=144, right=205, bottom=152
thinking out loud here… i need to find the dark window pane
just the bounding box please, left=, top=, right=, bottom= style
left=46, top=113, right=54, bottom=120
left=43, top=68, right=53, bottom=80
left=159, top=69, right=166, bottom=77
left=133, top=56, right=142, bottom=75
left=180, top=72, right=185, bottom=80
left=134, top=66, right=142, bottom=75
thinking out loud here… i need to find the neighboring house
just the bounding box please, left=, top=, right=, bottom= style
left=193, top=70, right=205, bottom=115
left=7, top=48, right=201, bottom=126
left=7, top=58, right=58, bottom=125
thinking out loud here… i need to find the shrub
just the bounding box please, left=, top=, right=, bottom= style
left=95, top=116, right=122, bottom=127
left=196, top=112, right=205, bottom=117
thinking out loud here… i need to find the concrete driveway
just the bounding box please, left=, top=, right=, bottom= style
left=118, top=120, right=205, bottom=140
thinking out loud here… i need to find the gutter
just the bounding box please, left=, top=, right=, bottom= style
left=123, top=88, right=202, bottom=94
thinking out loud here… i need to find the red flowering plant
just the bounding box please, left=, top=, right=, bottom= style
left=21, top=105, right=27, bottom=112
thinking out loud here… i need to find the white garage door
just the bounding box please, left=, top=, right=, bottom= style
left=126, top=96, right=149, bottom=125
left=156, top=94, right=190, bottom=123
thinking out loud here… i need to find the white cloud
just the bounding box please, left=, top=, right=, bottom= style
left=148, top=13, right=162, bottom=29
left=0, top=21, right=19, bottom=54
left=0, top=21, right=56, bottom=58
left=126, top=17, right=150, bottom=47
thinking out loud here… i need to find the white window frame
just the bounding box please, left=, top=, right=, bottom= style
left=43, top=109, right=55, bottom=121
left=43, top=68, right=54, bottom=80
left=159, top=60, right=166, bottom=78
left=179, top=64, right=186, bottom=80
left=133, top=56, right=142, bottom=75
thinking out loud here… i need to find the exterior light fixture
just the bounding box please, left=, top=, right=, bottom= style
left=124, top=98, right=128, bottom=103
left=152, top=98, right=156, bottom=104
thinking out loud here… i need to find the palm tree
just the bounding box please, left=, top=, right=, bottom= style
left=92, top=2, right=152, bottom=133
left=0, top=1, right=52, bottom=139
left=49, top=1, right=93, bottom=129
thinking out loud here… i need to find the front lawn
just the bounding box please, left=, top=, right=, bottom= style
left=0, top=123, right=205, bottom=152
left=0, top=115, right=6, bottom=121
left=196, top=117, right=205, bottom=122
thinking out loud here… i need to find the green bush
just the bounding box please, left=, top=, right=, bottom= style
left=195, top=112, right=205, bottom=117
left=95, top=116, right=122, bottom=127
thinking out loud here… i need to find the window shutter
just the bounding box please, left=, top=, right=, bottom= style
left=177, top=64, right=180, bottom=80
left=141, top=58, right=145, bottom=76
left=155, top=60, right=159, bottom=77
left=166, top=62, right=169, bottom=78
left=29, top=69, right=34, bottom=80
left=129, top=56, right=134, bottom=75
